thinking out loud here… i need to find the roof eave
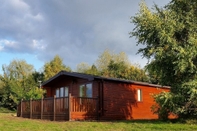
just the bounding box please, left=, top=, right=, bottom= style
left=42, top=71, right=94, bottom=86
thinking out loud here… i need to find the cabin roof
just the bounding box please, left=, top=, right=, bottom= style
left=42, top=70, right=170, bottom=89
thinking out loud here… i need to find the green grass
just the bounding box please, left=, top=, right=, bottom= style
left=1, top=113, right=197, bottom=131
left=0, top=107, right=16, bottom=113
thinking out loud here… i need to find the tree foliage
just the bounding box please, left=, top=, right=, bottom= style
left=44, top=55, right=71, bottom=80
left=95, top=49, right=130, bottom=72
left=77, top=63, right=99, bottom=75
left=151, top=92, right=174, bottom=120
left=106, top=60, right=128, bottom=79
left=77, top=49, right=148, bottom=81
left=0, top=60, right=45, bottom=110
left=131, top=0, right=197, bottom=118
left=104, top=60, right=148, bottom=81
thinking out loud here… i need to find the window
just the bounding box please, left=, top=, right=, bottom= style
left=137, top=89, right=142, bottom=102
left=86, top=84, right=92, bottom=97
left=55, top=87, right=69, bottom=97
left=64, top=87, right=68, bottom=97
left=56, top=88, right=59, bottom=97
left=60, top=87, right=64, bottom=97
left=79, top=83, right=92, bottom=97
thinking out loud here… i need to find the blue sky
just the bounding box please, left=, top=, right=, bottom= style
left=0, top=0, right=170, bottom=74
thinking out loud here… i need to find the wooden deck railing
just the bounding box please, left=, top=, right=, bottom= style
left=71, top=97, right=97, bottom=112
left=17, top=94, right=98, bottom=121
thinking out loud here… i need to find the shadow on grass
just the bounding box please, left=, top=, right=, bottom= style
left=99, top=118, right=197, bottom=125
left=90, top=119, right=182, bottom=125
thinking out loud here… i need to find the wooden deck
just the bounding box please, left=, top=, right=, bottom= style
left=17, top=94, right=98, bottom=121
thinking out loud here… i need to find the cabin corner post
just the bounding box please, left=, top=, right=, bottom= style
left=68, top=93, right=72, bottom=121
left=30, top=98, right=32, bottom=119
left=53, top=95, right=56, bottom=121
left=20, top=99, right=23, bottom=117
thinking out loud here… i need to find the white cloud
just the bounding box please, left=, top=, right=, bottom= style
left=0, top=0, right=171, bottom=70
left=0, top=39, right=19, bottom=51
left=32, top=39, right=46, bottom=50
left=9, top=0, right=30, bottom=11
left=0, top=45, right=3, bottom=51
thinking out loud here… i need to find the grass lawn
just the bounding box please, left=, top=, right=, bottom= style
left=1, top=113, right=197, bottom=131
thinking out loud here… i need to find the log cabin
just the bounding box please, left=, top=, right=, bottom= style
left=17, top=71, right=170, bottom=121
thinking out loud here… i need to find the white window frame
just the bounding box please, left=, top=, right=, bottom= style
left=137, top=89, right=142, bottom=102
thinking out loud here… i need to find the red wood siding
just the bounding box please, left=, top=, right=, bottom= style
left=43, top=78, right=99, bottom=120
left=44, top=87, right=52, bottom=97
left=43, top=74, right=170, bottom=120
left=100, top=81, right=169, bottom=120
left=131, top=84, right=169, bottom=119
left=43, top=77, right=99, bottom=98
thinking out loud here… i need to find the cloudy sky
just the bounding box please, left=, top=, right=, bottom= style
left=0, top=0, right=170, bottom=73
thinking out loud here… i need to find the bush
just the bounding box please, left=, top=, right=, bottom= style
left=151, top=92, right=174, bottom=120
left=0, top=107, right=16, bottom=113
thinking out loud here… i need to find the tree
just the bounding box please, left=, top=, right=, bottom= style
left=106, top=60, right=128, bottom=79
left=32, top=71, right=45, bottom=88
left=131, top=0, right=197, bottom=118
left=76, top=50, right=148, bottom=81
left=94, top=50, right=148, bottom=81
left=95, top=49, right=130, bottom=72
left=44, top=55, right=71, bottom=80
left=0, top=60, right=45, bottom=110
left=89, top=64, right=99, bottom=75
left=127, top=64, right=149, bottom=82
left=106, top=60, right=148, bottom=81
left=77, top=62, right=99, bottom=75
left=0, top=79, right=4, bottom=107
left=77, top=62, right=91, bottom=73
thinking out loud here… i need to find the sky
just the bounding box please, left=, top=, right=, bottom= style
left=0, top=0, right=171, bottom=74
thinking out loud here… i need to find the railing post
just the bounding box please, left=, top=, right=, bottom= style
left=41, top=96, right=43, bottom=119
left=30, top=98, right=32, bottom=119
left=53, top=95, right=56, bottom=121
left=69, top=93, right=72, bottom=121
left=20, top=99, right=23, bottom=117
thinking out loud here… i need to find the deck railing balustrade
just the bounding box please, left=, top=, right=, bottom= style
left=17, top=94, right=98, bottom=121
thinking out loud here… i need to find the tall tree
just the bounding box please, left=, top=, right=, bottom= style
left=95, top=49, right=130, bottom=72
left=76, top=50, right=148, bottom=81
left=0, top=60, right=45, bottom=110
left=106, top=60, right=128, bottom=79
left=77, top=62, right=91, bottom=73
left=106, top=60, right=148, bottom=81
left=94, top=49, right=148, bottom=81
left=44, top=55, right=71, bottom=80
left=77, top=63, right=99, bottom=75
left=32, top=71, right=45, bottom=88
left=131, top=0, right=197, bottom=118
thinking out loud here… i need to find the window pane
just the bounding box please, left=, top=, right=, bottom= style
left=80, top=85, right=85, bottom=97
left=60, top=87, right=64, bottom=97
left=137, top=89, right=142, bottom=101
left=86, top=83, right=92, bottom=97
left=56, top=88, right=59, bottom=97
left=65, top=87, right=68, bottom=97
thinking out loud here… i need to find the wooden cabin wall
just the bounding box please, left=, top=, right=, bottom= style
left=100, top=81, right=170, bottom=120
left=43, top=76, right=170, bottom=120
left=44, top=77, right=99, bottom=98
left=131, top=84, right=169, bottom=119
